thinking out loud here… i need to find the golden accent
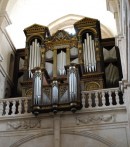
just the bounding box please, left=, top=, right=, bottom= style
left=78, top=27, right=97, bottom=36
left=26, top=88, right=33, bottom=96
left=85, top=82, right=101, bottom=91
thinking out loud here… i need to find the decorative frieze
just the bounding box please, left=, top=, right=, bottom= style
left=75, top=114, right=115, bottom=125
left=7, top=118, right=41, bottom=130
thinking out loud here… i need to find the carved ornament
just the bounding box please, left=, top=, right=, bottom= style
left=7, top=119, right=41, bottom=130
left=76, top=114, right=115, bottom=125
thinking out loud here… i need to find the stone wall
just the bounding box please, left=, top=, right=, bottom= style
left=0, top=10, right=15, bottom=98
left=0, top=106, right=129, bottom=147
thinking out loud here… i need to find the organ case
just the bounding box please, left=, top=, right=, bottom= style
left=12, top=17, right=123, bottom=113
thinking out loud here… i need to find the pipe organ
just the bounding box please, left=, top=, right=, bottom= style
left=13, top=18, right=123, bottom=114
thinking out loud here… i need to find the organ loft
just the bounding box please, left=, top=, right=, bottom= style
left=13, top=17, right=123, bottom=114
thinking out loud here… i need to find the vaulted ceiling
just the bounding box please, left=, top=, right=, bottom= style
left=6, top=0, right=117, bottom=49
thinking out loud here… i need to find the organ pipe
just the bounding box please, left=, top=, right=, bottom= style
left=32, top=68, right=42, bottom=105
left=68, top=66, right=78, bottom=102
left=92, top=40, right=96, bottom=70
left=85, top=38, right=89, bottom=72
left=57, top=50, right=66, bottom=75
left=83, top=33, right=96, bottom=73
left=29, top=39, right=41, bottom=77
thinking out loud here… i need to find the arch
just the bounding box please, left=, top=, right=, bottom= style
left=48, top=14, right=114, bottom=38
left=10, top=131, right=53, bottom=147
left=78, top=28, right=97, bottom=37
left=26, top=34, right=44, bottom=46
left=9, top=129, right=119, bottom=147
left=61, top=130, right=117, bottom=147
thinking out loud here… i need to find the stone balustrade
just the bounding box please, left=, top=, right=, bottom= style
left=0, top=88, right=125, bottom=117
left=82, top=87, right=124, bottom=109
left=0, top=97, right=32, bottom=117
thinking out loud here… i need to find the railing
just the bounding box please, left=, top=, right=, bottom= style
left=0, top=88, right=125, bottom=117
left=0, top=97, right=31, bottom=117
left=82, top=87, right=125, bottom=109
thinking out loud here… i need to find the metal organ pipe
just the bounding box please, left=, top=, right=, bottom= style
left=33, top=69, right=42, bottom=105
left=86, top=33, right=91, bottom=72
left=92, top=40, right=96, bottom=70
left=29, top=45, right=32, bottom=78
left=29, top=39, right=41, bottom=77
left=85, top=38, right=88, bottom=72
left=69, top=66, right=78, bottom=102
left=89, top=35, right=94, bottom=72
left=83, top=33, right=96, bottom=73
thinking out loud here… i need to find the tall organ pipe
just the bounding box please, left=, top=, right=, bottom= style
left=89, top=35, right=94, bottom=72
left=32, top=68, right=42, bottom=105
left=92, top=40, right=96, bottom=71
left=83, top=43, right=86, bottom=71
left=32, top=42, right=34, bottom=68
left=35, top=39, right=37, bottom=68
left=85, top=38, right=88, bottom=72
left=86, top=33, right=91, bottom=72
left=29, top=39, right=41, bottom=77
left=29, top=45, right=32, bottom=78
left=68, top=66, right=78, bottom=102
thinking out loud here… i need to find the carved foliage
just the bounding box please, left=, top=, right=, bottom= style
left=76, top=114, right=115, bottom=125
left=51, top=30, right=71, bottom=42
left=7, top=118, right=41, bottom=130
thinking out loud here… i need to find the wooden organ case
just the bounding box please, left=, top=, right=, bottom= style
left=13, top=17, right=123, bottom=114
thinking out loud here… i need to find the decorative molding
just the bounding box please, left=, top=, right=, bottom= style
left=0, top=10, right=11, bottom=26
left=0, top=54, right=4, bottom=62
left=61, top=130, right=116, bottom=147
left=75, top=114, right=115, bottom=125
left=10, top=131, right=53, bottom=147
left=0, top=27, right=16, bottom=52
left=0, top=64, right=14, bottom=88
left=7, top=118, right=41, bottom=130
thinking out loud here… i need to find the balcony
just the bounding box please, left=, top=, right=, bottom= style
left=0, top=87, right=128, bottom=147
left=0, top=87, right=125, bottom=118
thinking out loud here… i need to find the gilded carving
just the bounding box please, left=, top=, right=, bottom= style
left=26, top=88, right=33, bottom=96
left=85, top=82, right=101, bottom=91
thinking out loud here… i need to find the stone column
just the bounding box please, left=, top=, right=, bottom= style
left=53, top=115, right=61, bottom=147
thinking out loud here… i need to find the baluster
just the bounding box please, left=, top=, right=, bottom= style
left=108, top=90, right=113, bottom=106
left=101, top=91, right=106, bottom=107
left=24, top=98, right=28, bottom=114
left=0, top=101, right=3, bottom=116
left=88, top=92, right=92, bottom=108
left=95, top=92, right=99, bottom=107
left=12, top=100, right=16, bottom=115
left=82, top=93, right=86, bottom=109
left=18, top=99, right=22, bottom=114
left=5, top=101, right=10, bottom=116
left=115, top=89, right=119, bottom=105
left=122, top=91, right=125, bottom=105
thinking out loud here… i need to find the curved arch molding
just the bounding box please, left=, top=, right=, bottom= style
left=10, top=130, right=117, bottom=147
left=48, top=14, right=114, bottom=38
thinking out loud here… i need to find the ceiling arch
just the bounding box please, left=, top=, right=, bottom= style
left=48, top=14, right=114, bottom=38
left=5, top=0, right=117, bottom=48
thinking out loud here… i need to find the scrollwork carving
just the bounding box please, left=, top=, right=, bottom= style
left=76, top=114, right=115, bottom=125
left=7, top=119, right=41, bottom=130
